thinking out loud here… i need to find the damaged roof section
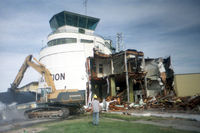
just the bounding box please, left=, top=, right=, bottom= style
left=92, top=49, right=145, bottom=76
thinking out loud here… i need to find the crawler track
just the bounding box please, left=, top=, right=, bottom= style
left=25, top=107, right=69, bottom=119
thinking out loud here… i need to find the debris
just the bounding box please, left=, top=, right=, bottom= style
left=143, top=94, right=200, bottom=111
left=101, top=91, right=200, bottom=112
left=139, top=99, right=145, bottom=106
left=86, top=49, right=199, bottom=113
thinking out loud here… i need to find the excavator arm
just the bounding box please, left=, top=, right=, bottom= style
left=10, top=55, right=32, bottom=90
left=10, top=55, right=56, bottom=93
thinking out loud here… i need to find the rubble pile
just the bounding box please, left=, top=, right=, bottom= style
left=107, top=90, right=128, bottom=111
left=103, top=92, right=200, bottom=112
left=145, top=95, right=200, bottom=111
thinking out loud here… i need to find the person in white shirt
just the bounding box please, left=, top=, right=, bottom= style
left=91, top=94, right=100, bottom=125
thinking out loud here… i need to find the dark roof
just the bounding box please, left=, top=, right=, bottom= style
left=0, top=91, right=38, bottom=105
left=49, top=11, right=100, bottom=31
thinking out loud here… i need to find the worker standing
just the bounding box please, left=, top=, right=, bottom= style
left=91, top=94, right=100, bottom=125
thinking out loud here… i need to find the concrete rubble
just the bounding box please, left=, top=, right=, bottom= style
left=101, top=92, right=200, bottom=112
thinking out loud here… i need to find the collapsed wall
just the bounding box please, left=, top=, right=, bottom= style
left=145, top=57, right=174, bottom=97
left=87, top=49, right=174, bottom=103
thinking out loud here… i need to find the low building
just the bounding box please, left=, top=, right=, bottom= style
left=174, top=73, right=200, bottom=97
left=17, top=82, right=38, bottom=92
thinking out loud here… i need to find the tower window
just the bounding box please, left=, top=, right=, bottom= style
left=79, top=28, right=85, bottom=34
left=81, top=39, right=93, bottom=43
left=47, top=38, right=77, bottom=46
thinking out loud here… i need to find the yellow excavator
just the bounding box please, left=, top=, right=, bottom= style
left=10, top=55, right=55, bottom=94
left=10, top=55, right=85, bottom=118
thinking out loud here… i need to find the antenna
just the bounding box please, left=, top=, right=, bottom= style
left=116, top=33, right=124, bottom=52
left=83, top=0, right=88, bottom=15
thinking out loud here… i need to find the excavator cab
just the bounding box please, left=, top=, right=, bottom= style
left=40, top=87, right=52, bottom=103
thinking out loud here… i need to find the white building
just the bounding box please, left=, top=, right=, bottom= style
left=39, top=11, right=113, bottom=103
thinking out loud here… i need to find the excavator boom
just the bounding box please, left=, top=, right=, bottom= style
left=10, top=55, right=32, bottom=90
left=10, top=55, right=56, bottom=93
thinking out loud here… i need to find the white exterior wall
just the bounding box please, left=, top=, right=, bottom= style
left=57, top=25, right=94, bottom=35
left=39, top=29, right=112, bottom=91
left=96, top=58, right=111, bottom=77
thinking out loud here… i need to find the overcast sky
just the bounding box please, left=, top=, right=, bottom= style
left=0, top=0, right=200, bottom=92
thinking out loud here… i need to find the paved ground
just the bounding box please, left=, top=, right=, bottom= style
left=132, top=110, right=200, bottom=121
left=104, top=117, right=200, bottom=132
left=109, top=110, right=200, bottom=121
left=109, top=110, right=200, bottom=132
left=0, top=119, right=55, bottom=133
left=135, top=119, right=198, bottom=132
left=135, top=119, right=200, bottom=132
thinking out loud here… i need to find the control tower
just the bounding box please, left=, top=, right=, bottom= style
left=39, top=11, right=112, bottom=101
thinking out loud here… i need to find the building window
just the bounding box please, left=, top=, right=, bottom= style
left=79, top=28, right=85, bottom=34
left=47, top=38, right=77, bottom=46
left=99, top=64, right=103, bottom=74
left=81, top=39, right=94, bottom=43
